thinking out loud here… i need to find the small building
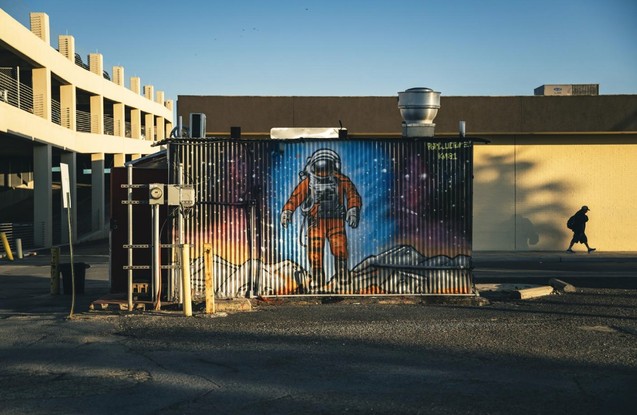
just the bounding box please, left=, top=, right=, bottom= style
left=112, top=90, right=478, bottom=299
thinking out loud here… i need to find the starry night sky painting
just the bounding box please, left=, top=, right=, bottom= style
left=171, top=138, right=474, bottom=297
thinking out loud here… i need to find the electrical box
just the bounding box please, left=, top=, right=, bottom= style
left=181, top=186, right=195, bottom=208
left=167, top=184, right=195, bottom=207
left=148, top=183, right=164, bottom=205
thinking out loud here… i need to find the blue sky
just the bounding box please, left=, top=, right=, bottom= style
left=2, top=0, right=636, bottom=102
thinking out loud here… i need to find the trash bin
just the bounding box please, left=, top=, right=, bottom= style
left=59, top=263, right=90, bottom=295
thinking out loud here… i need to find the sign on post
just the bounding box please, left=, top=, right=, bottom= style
left=60, top=163, right=71, bottom=208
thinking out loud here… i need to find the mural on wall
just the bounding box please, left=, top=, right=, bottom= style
left=280, top=148, right=362, bottom=293
left=171, top=138, right=474, bottom=298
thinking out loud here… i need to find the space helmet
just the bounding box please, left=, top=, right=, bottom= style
left=306, top=149, right=341, bottom=177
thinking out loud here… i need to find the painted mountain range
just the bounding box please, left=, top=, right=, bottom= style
left=190, top=245, right=473, bottom=298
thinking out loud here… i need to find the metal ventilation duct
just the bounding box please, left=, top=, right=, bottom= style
left=398, top=87, right=441, bottom=138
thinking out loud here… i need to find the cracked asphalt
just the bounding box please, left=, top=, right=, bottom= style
left=1, top=241, right=636, bottom=414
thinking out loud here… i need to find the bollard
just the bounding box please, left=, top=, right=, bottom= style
left=204, top=243, right=215, bottom=314
left=0, top=232, right=14, bottom=261
left=50, top=247, right=60, bottom=295
left=16, top=238, right=23, bottom=259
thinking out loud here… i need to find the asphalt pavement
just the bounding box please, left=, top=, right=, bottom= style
left=1, top=241, right=636, bottom=414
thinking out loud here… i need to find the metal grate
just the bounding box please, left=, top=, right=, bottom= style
left=76, top=109, right=91, bottom=133
left=0, top=223, right=35, bottom=251
left=51, top=97, right=61, bottom=125
left=0, top=70, right=34, bottom=113
left=104, top=114, right=114, bottom=135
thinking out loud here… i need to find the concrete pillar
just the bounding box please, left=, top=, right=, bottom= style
left=131, top=154, right=142, bottom=160
left=165, top=100, right=174, bottom=137
left=89, top=53, right=103, bottom=77
left=165, top=121, right=174, bottom=139
left=33, top=144, right=52, bottom=247
left=113, top=102, right=125, bottom=137
left=91, top=153, right=105, bottom=232
left=30, top=12, right=50, bottom=44
left=156, top=90, right=164, bottom=104
left=144, top=85, right=154, bottom=101
left=90, top=95, right=104, bottom=134
left=113, top=154, right=126, bottom=167
left=60, top=152, right=77, bottom=244
left=144, top=113, right=155, bottom=141
left=58, top=35, right=75, bottom=61
left=112, top=66, right=124, bottom=86
left=131, top=108, right=141, bottom=139
left=60, top=84, right=76, bottom=130
left=32, top=68, right=51, bottom=121
left=130, top=77, right=141, bottom=94
left=156, top=116, right=165, bottom=141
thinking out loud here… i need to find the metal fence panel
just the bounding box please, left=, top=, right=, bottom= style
left=169, top=138, right=474, bottom=297
left=0, top=223, right=34, bottom=251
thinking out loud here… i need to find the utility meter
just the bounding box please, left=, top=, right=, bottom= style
left=148, top=184, right=164, bottom=205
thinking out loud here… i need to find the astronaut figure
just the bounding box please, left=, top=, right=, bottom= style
left=281, top=148, right=362, bottom=292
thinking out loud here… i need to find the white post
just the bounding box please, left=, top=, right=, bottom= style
left=61, top=163, right=75, bottom=319
left=152, top=203, right=161, bottom=310
left=16, top=238, right=23, bottom=259
left=181, top=244, right=192, bottom=317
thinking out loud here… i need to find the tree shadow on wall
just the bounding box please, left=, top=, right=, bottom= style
left=473, top=149, right=570, bottom=251
left=502, top=214, right=539, bottom=250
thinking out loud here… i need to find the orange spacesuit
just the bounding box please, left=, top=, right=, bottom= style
left=281, top=149, right=362, bottom=291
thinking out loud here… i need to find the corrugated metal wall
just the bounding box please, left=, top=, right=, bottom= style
left=169, top=138, right=474, bottom=297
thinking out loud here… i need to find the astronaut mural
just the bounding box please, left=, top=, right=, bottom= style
left=280, top=149, right=362, bottom=293
left=173, top=138, right=474, bottom=298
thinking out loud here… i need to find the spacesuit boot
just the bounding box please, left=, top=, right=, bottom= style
left=293, top=269, right=310, bottom=294
left=335, top=259, right=351, bottom=285
left=311, top=268, right=326, bottom=293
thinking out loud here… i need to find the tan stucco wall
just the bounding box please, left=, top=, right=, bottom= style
left=473, top=139, right=516, bottom=250
left=474, top=136, right=637, bottom=251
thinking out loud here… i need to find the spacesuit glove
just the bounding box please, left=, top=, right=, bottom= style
left=281, top=210, right=293, bottom=228
left=346, top=207, right=360, bottom=228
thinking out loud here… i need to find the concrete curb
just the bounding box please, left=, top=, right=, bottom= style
left=212, top=298, right=253, bottom=312
left=252, top=295, right=490, bottom=307
left=476, top=283, right=555, bottom=300
left=515, top=285, right=554, bottom=299
left=549, top=278, right=577, bottom=293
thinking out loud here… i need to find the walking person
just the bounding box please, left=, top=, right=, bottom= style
left=566, top=205, right=596, bottom=253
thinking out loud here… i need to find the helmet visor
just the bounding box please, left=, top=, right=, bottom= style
left=312, top=159, right=334, bottom=176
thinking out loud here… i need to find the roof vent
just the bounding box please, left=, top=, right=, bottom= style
left=398, top=87, right=440, bottom=137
